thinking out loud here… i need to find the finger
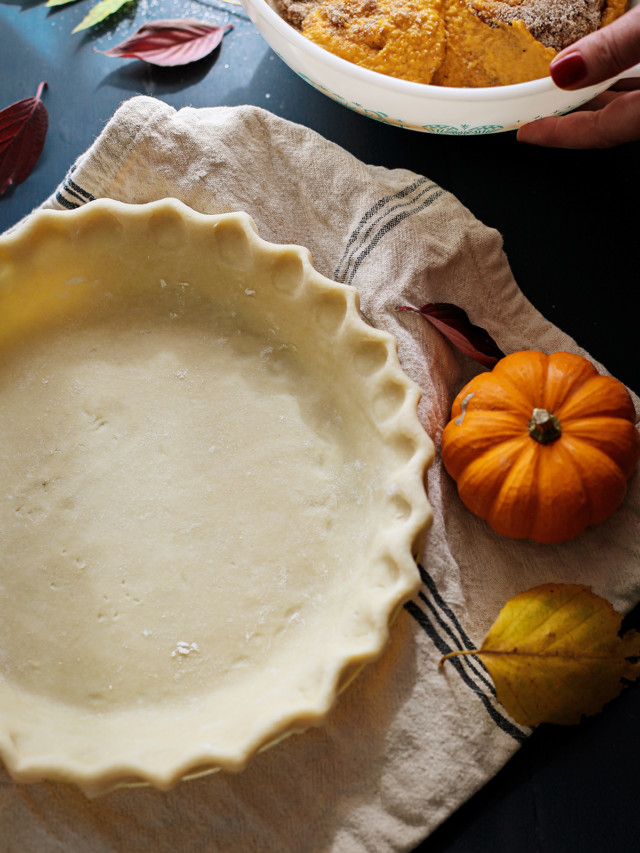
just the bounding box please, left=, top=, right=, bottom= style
left=550, top=5, right=640, bottom=89
left=574, top=89, right=627, bottom=110
left=610, top=75, right=640, bottom=90
left=516, top=89, right=640, bottom=148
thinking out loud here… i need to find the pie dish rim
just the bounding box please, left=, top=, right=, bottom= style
left=0, top=198, right=434, bottom=795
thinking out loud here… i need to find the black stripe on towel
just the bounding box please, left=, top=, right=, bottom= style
left=417, top=564, right=496, bottom=694
left=334, top=177, right=432, bottom=280
left=334, top=179, right=445, bottom=286
left=405, top=564, right=529, bottom=744
left=55, top=169, right=95, bottom=210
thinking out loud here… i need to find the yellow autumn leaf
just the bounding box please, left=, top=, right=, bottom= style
left=441, top=583, right=640, bottom=726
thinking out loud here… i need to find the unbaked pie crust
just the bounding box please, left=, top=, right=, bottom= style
left=0, top=199, right=433, bottom=796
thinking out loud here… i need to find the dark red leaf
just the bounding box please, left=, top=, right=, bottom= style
left=397, top=302, right=504, bottom=368
left=97, top=19, right=233, bottom=67
left=0, top=82, right=48, bottom=197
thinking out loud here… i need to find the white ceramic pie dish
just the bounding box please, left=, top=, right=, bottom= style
left=0, top=199, right=433, bottom=796
left=242, top=0, right=640, bottom=134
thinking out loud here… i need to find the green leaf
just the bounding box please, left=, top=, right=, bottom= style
left=46, top=0, right=82, bottom=7
left=72, top=0, right=134, bottom=32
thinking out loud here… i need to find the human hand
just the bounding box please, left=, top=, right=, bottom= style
left=517, top=4, right=640, bottom=148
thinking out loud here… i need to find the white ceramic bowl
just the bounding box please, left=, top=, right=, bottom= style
left=242, top=0, right=639, bottom=134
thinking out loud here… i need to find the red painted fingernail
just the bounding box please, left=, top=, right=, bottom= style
left=550, top=51, right=588, bottom=88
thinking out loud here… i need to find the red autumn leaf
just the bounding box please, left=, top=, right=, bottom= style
left=397, top=302, right=504, bottom=368
left=0, top=82, right=48, bottom=197
left=97, top=19, right=233, bottom=67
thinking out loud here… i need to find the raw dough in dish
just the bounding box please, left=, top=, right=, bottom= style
left=0, top=200, right=433, bottom=795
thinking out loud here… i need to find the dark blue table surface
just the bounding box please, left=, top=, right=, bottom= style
left=1, top=2, right=640, bottom=850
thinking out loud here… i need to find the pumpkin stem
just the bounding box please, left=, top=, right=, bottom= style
left=529, top=408, right=562, bottom=444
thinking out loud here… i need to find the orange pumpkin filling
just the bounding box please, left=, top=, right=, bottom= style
left=289, top=0, right=629, bottom=86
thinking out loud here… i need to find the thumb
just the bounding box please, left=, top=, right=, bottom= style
left=550, top=4, right=640, bottom=89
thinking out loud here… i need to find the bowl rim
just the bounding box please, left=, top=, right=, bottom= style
left=243, top=0, right=627, bottom=101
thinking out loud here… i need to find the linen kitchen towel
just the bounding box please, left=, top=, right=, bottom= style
left=1, top=95, right=639, bottom=853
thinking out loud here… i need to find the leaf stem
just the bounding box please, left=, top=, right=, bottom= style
left=438, top=649, right=478, bottom=667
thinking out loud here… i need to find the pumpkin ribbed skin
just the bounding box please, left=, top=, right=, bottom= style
left=441, top=351, right=640, bottom=544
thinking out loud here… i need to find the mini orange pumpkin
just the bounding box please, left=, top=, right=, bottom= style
left=441, top=350, right=640, bottom=544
